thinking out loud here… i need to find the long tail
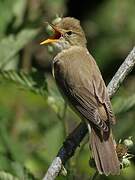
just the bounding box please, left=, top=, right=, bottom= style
left=90, top=126, right=120, bottom=175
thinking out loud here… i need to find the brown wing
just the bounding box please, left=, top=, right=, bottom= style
left=53, top=46, right=115, bottom=131
left=92, top=78, right=115, bottom=124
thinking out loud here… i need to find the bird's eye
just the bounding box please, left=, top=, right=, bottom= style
left=66, top=31, right=73, bottom=35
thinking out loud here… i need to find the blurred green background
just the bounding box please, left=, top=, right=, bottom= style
left=0, top=0, right=134, bottom=179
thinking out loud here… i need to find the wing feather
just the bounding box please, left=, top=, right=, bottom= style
left=53, top=47, right=115, bottom=131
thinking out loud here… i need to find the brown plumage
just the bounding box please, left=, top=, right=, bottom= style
left=41, top=17, right=120, bottom=175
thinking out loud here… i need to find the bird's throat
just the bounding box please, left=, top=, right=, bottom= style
left=53, top=40, right=71, bottom=52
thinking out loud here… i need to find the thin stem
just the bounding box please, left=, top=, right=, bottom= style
left=90, top=171, right=99, bottom=180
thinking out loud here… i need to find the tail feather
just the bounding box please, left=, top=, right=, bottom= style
left=90, top=127, right=120, bottom=175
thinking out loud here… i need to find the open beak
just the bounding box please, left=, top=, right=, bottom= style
left=40, top=24, right=62, bottom=45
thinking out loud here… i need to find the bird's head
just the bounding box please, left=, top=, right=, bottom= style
left=40, top=17, right=87, bottom=51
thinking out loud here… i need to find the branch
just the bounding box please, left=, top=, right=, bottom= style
left=107, top=47, right=135, bottom=97
left=42, top=47, right=135, bottom=180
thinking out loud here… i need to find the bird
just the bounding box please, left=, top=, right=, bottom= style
left=40, top=17, right=120, bottom=175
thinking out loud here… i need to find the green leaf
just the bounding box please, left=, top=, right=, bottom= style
left=13, top=0, right=27, bottom=28
left=0, top=29, right=38, bottom=68
left=113, top=94, right=135, bottom=114
left=0, top=171, right=19, bottom=180
left=0, top=0, right=16, bottom=37
left=41, top=121, right=64, bottom=163
left=0, top=70, right=48, bottom=97
left=11, top=162, right=36, bottom=180
left=0, top=124, right=26, bottom=163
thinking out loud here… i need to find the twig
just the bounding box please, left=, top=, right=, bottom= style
left=42, top=46, right=135, bottom=180
left=43, top=122, right=87, bottom=180
left=90, top=170, right=99, bottom=180
left=107, top=47, right=135, bottom=97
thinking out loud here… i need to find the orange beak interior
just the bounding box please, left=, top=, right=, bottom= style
left=40, top=24, right=62, bottom=45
